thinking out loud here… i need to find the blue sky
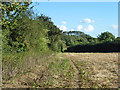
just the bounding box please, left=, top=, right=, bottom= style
left=31, top=2, right=118, bottom=38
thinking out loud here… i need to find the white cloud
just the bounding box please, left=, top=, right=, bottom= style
left=80, top=18, right=95, bottom=23
left=111, top=24, right=118, bottom=30
left=84, top=25, right=94, bottom=32
left=77, top=25, right=83, bottom=30
left=56, top=25, right=59, bottom=28
left=59, top=25, right=67, bottom=31
left=71, top=29, right=75, bottom=31
left=62, top=21, right=67, bottom=25
left=77, top=24, right=94, bottom=32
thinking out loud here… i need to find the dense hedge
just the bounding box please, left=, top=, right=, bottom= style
left=65, top=41, right=120, bottom=52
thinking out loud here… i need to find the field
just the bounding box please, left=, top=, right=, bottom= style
left=64, top=53, right=118, bottom=88
left=3, top=53, right=119, bottom=88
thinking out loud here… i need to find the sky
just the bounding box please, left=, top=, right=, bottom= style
left=31, top=2, right=118, bottom=38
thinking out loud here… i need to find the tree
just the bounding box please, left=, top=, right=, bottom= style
left=1, top=2, right=33, bottom=52
left=97, top=31, right=115, bottom=42
left=116, top=37, right=120, bottom=41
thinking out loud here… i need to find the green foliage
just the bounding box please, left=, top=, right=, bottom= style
left=62, top=31, right=97, bottom=46
left=2, top=2, right=63, bottom=53
left=97, top=31, right=115, bottom=42
left=37, top=15, right=63, bottom=51
left=115, top=37, right=120, bottom=43
left=2, top=2, right=33, bottom=53
left=63, top=31, right=120, bottom=52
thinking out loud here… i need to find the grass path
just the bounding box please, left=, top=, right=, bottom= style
left=68, top=54, right=82, bottom=88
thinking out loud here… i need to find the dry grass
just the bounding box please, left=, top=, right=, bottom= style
left=3, top=53, right=77, bottom=88
left=64, top=53, right=119, bottom=88
left=3, top=53, right=119, bottom=88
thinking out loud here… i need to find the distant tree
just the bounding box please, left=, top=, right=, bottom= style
left=97, top=31, right=115, bottom=42
left=116, top=37, right=120, bottom=41
left=114, top=37, right=120, bottom=44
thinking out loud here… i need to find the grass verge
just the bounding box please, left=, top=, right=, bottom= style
left=2, top=49, right=54, bottom=87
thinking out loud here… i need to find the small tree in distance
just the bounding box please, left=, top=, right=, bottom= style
left=97, top=31, right=115, bottom=42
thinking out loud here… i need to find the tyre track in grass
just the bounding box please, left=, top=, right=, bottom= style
left=67, top=53, right=101, bottom=88
left=68, top=53, right=82, bottom=88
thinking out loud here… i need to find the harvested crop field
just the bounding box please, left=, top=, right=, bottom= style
left=3, top=53, right=119, bottom=88
left=64, top=53, right=119, bottom=88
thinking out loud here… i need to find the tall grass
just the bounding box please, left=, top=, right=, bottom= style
left=2, top=48, right=53, bottom=81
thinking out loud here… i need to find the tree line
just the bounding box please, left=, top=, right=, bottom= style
left=2, top=2, right=64, bottom=54
left=63, top=31, right=120, bottom=52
